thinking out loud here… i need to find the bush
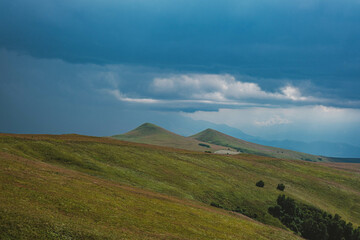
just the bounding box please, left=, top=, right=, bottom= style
left=277, top=183, right=285, bottom=191
left=256, top=180, right=264, bottom=187
left=233, top=207, right=258, bottom=219
left=198, top=143, right=210, bottom=148
left=210, top=202, right=223, bottom=209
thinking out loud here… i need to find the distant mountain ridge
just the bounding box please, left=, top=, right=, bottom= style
left=112, top=123, right=360, bottom=162
left=190, top=128, right=326, bottom=162
left=193, top=124, right=360, bottom=158
left=145, top=116, right=360, bottom=158
left=112, top=123, right=325, bottom=162
left=112, top=123, right=232, bottom=152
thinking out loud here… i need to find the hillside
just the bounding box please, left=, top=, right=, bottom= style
left=1, top=133, right=359, bottom=237
left=0, top=151, right=300, bottom=239
left=112, top=123, right=232, bottom=152
left=191, top=128, right=327, bottom=162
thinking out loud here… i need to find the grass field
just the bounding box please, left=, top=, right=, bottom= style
left=0, top=152, right=300, bottom=239
left=1, top=133, right=359, bottom=238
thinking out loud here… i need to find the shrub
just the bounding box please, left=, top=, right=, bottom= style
left=233, top=207, right=258, bottom=219
left=198, top=143, right=210, bottom=148
left=256, top=180, right=264, bottom=187
left=277, top=183, right=285, bottom=191
left=210, top=202, right=223, bottom=209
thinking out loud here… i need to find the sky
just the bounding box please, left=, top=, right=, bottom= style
left=1, top=0, right=360, bottom=150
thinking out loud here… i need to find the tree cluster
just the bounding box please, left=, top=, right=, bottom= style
left=269, top=195, right=360, bottom=240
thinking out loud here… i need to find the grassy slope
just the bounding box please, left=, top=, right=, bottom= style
left=0, top=152, right=300, bottom=240
left=1, top=134, right=359, bottom=233
left=112, top=123, right=232, bottom=152
left=190, top=129, right=326, bottom=162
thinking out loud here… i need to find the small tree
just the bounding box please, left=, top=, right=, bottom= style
left=256, top=180, right=264, bottom=187
left=210, top=202, right=223, bottom=209
left=277, top=183, right=285, bottom=191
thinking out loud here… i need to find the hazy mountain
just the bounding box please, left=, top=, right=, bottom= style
left=152, top=116, right=360, bottom=158
left=190, top=128, right=325, bottom=162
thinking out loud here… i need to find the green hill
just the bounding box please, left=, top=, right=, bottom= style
left=191, top=128, right=327, bottom=162
left=0, top=151, right=299, bottom=240
left=112, top=123, right=231, bottom=152
left=1, top=133, right=359, bottom=239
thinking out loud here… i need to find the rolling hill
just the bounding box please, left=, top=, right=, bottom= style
left=112, top=123, right=233, bottom=153
left=0, top=134, right=303, bottom=240
left=0, top=151, right=299, bottom=240
left=191, top=128, right=327, bottom=162
left=113, top=123, right=328, bottom=162
left=1, top=133, right=359, bottom=239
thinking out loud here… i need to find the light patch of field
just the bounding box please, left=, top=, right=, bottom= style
left=214, top=149, right=240, bottom=155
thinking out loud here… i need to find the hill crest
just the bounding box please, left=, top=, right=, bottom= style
left=191, top=128, right=231, bottom=140
left=123, top=122, right=176, bottom=137
left=191, top=128, right=326, bottom=162
left=112, top=123, right=231, bottom=152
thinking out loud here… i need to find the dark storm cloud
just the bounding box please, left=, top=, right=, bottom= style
left=1, top=0, right=359, bottom=100
left=1, top=1, right=359, bottom=74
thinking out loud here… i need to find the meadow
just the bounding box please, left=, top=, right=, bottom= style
left=0, top=133, right=359, bottom=238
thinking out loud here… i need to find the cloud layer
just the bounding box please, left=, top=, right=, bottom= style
left=100, top=73, right=327, bottom=110
left=151, top=74, right=315, bottom=103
